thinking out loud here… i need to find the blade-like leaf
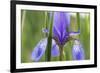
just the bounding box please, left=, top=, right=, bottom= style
left=45, top=12, right=53, bottom=61
left=77, top=12, right=80, bottom=30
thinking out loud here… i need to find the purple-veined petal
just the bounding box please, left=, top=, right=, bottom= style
left=72, top=40, right=85, bottom=60
left=51, top=39, right=59, bottom=57
left=31, top=38, right=59, bottom=62
left=53, top=12, right=70, bottom=45
left=31, top=38, right=47, bottom=62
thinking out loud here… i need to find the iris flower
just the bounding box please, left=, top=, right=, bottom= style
left=53, top=12, right=80, bottom=46
left=72, top=40, right=85, bottom=60
left=31, top=12, right=83, bottom=61
left=31, top=38, right=59, bottom=62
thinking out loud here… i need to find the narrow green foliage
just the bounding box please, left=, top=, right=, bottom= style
left=45, top=12, right=53, bottom=61
left=44, top=12, right=48, bottom=29
left=76, top=12, right=80, bottom=40
left=21, top=10, right=26, bottom=32
left=77, top=12, right=80, bottom=30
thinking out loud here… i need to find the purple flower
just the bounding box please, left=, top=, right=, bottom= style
left=53, top=12, right=79, bottom=46
left=31, top=12, right=81, bottom=62
left=72, top=40, right=85, bottom=60
left=31, top=38, right=59, bottom=62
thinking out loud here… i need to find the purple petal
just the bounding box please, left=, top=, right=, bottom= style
left=53, top=12, right=70, bottom=45
left=51, top=39, right=59, bottom=57
left=31, top=38, right=47, bottom=62
left=31, top=38, right=59, bottom=62
left=72, top=40, right=85, bottom=60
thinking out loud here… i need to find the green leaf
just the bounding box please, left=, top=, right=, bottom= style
left=21, top=10, right=45, bottom=62
left=45, top=12, right=53, bottom=61
left=76, top=12, right=80, bottom=30
left=79, top=13, right=90, bottom=59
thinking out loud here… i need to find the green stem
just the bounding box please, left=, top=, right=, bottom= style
left=76, top=12, right=80, bottom=29
left=44, top=12, right=48, bottom=37
left=76, top=12, right=80, bottom=38
left=59, top=46, right=64, bottom=61
left=22, top=10, right=26, bottom=32
left=45, top=12, right=53, bottom=61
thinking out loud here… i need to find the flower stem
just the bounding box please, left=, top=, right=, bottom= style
left=59, top=46, right=64, bottom=61
left=22, top=10, right=26, bottom=32
left=45, top=12, right=54, bottom=61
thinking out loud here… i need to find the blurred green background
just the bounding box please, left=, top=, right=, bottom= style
left=21, top=10, right=90, bottom=63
